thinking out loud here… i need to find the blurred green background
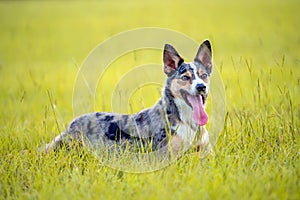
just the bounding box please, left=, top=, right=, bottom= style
left=1, top=0, right=299, bottom=116
left=0, top=0, right=299, bottom=199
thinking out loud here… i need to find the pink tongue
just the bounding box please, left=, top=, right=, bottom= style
left=187, top=95, right=208, bottom=126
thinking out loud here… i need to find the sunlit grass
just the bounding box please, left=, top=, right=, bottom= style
left=0, top=0, right=299, bottom=199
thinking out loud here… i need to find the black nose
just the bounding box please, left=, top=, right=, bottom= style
left=196, top=83, right=206, bottom=93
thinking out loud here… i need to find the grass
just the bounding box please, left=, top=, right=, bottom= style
left=0, top=0, right=299, bottom=199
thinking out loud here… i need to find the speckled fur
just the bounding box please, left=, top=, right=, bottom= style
left=44, top=40, right=213, bottom=155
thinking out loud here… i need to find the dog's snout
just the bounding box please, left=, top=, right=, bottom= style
left=196, top=83, right=206, bottom=93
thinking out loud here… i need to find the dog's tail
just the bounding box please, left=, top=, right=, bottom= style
left=38, top=131, right=69, bottom=153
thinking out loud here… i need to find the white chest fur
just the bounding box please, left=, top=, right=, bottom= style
left=174, top=98, right=198, bottom=149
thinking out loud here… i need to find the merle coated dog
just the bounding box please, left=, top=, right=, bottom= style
left=44, top=40, right=213, bottom=156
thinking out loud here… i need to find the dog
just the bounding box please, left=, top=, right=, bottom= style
left=44, top=40, right=213, bottom=158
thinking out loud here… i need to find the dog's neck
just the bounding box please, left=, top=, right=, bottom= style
left=124, top=82, right=199, bottom=141
left=159, top=86, right=198, bottom=131
left=151, top=85, right=198, bottom=147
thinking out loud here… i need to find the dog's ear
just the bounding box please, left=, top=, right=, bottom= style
left=163, top=44, right=184, bottom=77
left=194, top=40, right=213, bottom=74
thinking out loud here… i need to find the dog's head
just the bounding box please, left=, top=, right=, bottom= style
left=163, top=40, right=213, bottom=126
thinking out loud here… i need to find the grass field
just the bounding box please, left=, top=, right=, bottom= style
left=0, top=0, right=299, bottom=199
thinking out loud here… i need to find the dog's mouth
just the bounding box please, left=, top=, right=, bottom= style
left=180, top=90, right=208, bottom=126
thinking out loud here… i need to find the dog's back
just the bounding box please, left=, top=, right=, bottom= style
left=44, top=40, right=213, bottom=156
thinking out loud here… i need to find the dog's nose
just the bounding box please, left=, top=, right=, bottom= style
left=196, top=83, right=206, bottom=93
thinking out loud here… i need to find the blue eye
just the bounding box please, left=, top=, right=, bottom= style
left=181, top=75, right=190, bottom=81
left=201, top=73, right=208, bottom=79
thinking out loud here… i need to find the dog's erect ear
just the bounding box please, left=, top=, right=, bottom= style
left=163, top=44, right=184, bottom=77
left=194, top=40, right=213, bottom=74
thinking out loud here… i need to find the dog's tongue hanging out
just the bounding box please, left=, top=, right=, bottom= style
left=187, top=95, right=208, bottom=126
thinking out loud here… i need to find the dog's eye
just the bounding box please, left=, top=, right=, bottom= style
left=181, top=75, right=190, bottom=81
left=200, top=73, right=208, bottom=79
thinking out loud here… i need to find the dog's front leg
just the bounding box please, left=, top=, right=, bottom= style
left=195, top=126, right=213, bottom=155
left=170, top=135, right=183, bottom=156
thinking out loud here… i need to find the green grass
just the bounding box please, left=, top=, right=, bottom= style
left=0, top=0, right=299, bottom=199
